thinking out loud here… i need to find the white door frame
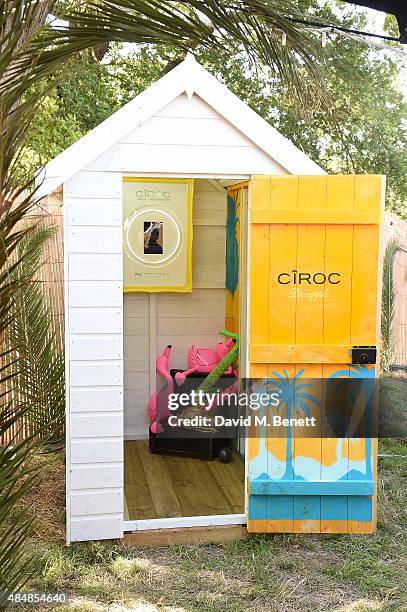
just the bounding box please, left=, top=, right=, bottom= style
left=124, top=514, right=246, bottom=532
left=122, top=173, right=250, bottom=532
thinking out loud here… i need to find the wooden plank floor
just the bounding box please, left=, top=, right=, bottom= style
left=124, top=440, right=245, bottom=521
left=123, top=525, right=249, bottom=547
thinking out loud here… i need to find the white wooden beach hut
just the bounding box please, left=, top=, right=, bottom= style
left=37, top=54, right=383, bottom=544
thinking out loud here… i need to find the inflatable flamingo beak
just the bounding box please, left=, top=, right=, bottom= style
left=175, top=372, right=186, bottom=385
left=156, top=345, right=172, bottom=379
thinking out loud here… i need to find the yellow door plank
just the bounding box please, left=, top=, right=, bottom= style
left=327, top=175, right=355, bottom=209
left=299, top=175, right=327, bottom=210
left=292, top=197, right=325, bottom=532
left=270, top=175, right=299, bottom=209
left=355, top=175, right=384, bottom=210
left=268, top=224, right=297, bottom=345
left=250, top=344, right=351, bottom=364
left=321, top=209, right=354, bottom=533
left=251, top=209, right=380, bottom=224
left=250, top=224, right=270, bottom=344
left=250, top=175, right=271, bottom=210
left=351, top=224, right=381, bottom=345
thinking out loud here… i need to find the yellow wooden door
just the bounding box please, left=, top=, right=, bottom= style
left=247, top=175, right=384, bottom=534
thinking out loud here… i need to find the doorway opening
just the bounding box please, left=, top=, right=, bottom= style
left=123, top=178, right=248, bottom=529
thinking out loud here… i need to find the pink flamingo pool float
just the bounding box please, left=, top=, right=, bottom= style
left=148, top=345, right=173, bottom=433
left=174, top=338, right=236, bottom=385
left=148, top=337, right=237, bottom=433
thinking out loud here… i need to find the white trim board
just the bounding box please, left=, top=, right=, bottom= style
left=36, top=55, right=325, bottom=198
left=123, top=514, right=246, bottom=532
left=64, top=183, right=72, bottom=546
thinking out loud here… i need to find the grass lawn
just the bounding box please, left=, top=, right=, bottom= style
left=18, top=435, right=406, bottom=612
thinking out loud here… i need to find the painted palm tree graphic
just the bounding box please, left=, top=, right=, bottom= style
left=329, top=365, right=376, bottom=480
left=251, top=365, right=375, bottom=482
left=254, top=369, right=320, bottom=480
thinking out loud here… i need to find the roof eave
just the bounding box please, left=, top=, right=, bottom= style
left=36, top=55, right=325, bottom=199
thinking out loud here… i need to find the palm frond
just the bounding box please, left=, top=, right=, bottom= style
left=2, top=1, right=327, bottom=109
left=6, top=226, right=65, bottom=447
left=0, top=417, right=40, bottom=603
left=0, top=207, right=61, bottom=603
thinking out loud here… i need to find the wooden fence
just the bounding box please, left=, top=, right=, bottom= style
left=1, top=191, right=64, bottom=445
left=35, top=190, right=65, bottom=352
left=384, top=212, right=407, bottom=368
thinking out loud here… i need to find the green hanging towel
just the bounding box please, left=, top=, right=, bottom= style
left=226, top=194, right=239, bottom=293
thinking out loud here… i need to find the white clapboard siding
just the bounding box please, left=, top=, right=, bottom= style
left=67, top=199, right=122, bottom=226
left=124, top=336, right=149, bottom=356
left=71, top=438, right=123, bottom=464
left=193, top=207, right=225, bottom=226
left=123, top=291, right=150, bottom=439
left=124, top=411, right=149, bottom=440
left=156, top=297, right=224, bottom=318
left=67, top=227, right=122, bottom=253
left=194, top=192, right=230, bottom=205
left=193, top=244, right=225, bottom=265
left=194, top=223, right=225, bottom=248
left=124, top=389, right=150, bottom=408
left=156, top=316, right=225, bottom=336
left=69, top=309, right=123, bottom=334
left=121, top=115, right=255, bottom=147
left=69, top=254, right=122, bottom=281
left=124, top=372, right=150, bottom=391
left=70, top=516, right=123, bottom=542
left=69, top=282, right=122, bottom=308
left=71, top=362, right=123, bottom=387
left=124, top=318, right=149, bottom=336
left=124, top=358, right=148, bottom=373
left=71, top=414, right=123, bottom=438
left=99, top=143, right=282, bottom=175
left=193, top=265, right=225, bottom=288
left=65, top=171, right=123, bottom=543
left=156, top=332, right=223, bottom=346
left=70, top=335, right=122, bottom=361
left=70, top=387, right=123, bottom=413
left=38, top=57, right=322, bottom=199
left=71, top=490, right=123, bottom=515
left=123, top=294, right=150, bottom=317
left=156, top=94, right=218, bottom=118
left=66, top=171, right=122, bottom=198
left=86, top=93, right=282, bottom=175
left=123, top=180, right=226, bottom=440
left=71, top=465, right=123, bottom=490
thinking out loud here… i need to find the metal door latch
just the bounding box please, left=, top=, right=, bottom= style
left=351, top=346, right=377, bottom=365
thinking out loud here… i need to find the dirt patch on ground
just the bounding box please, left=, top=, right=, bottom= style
left=23, top=451, right=66, bottom=544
